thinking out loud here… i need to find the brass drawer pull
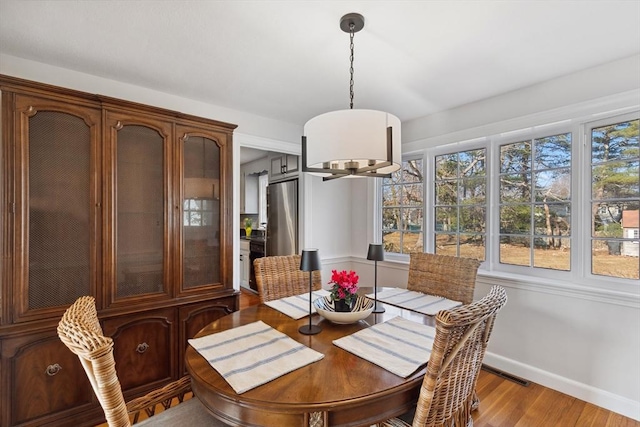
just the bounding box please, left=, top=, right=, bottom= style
left=45, top=363, right=62, bottom=376
left=136, top=342, right=150, bottom=354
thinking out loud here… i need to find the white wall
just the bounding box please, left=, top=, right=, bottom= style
left=402, top=54, right=640, bottom=144
left=303, top=174, right=353, bottom=284
left=349, top=54, right=640, bottom=420
left=475, top=277, right=640, bottom=417
left=0, top=54, right=302, bottom=143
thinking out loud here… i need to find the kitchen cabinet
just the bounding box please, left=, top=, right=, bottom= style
left=0, top=75, right=239, bottom=427
left=269, top=153, right=299, bottom=182
left=242, top=172, right=259, bottom=214
left=240, top=240, right=250, bottom=287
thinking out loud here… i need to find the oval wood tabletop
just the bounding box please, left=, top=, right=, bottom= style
left=185, top=291, right=435, bottom=427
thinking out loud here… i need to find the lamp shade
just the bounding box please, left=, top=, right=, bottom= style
left=300, top=249, right=321, bottom=272
left=303, top=109, right=401, bottom=177
left=366, top=244, right=384, bottom=261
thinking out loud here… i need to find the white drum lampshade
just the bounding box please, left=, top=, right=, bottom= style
left=303, top=109, right=401, bottom=178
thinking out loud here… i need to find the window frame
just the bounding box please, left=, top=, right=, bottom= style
left=379, top=155, right=425, bottom=260
left=582, top=111, right=640, bottom=282
left=494, top=128, right=573, bottom=274
left=490, top=122, right=578, bottom=281
left=432, top=146, right=488, bottom=260
left=375, top=99, right=639, bottom=291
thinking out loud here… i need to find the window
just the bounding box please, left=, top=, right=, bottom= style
left=382, top=159, right=424, bottom=254
left=499, top=132, right=572, bottom=270
left=183, top=199, right=215, bottom=226
left=434, top=149, right=486, bottom=260
left=376, top=99, right=639, bottom=286
left=589, top=117, right=639, bottom=280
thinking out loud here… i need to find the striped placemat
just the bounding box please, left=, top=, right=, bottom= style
left=265, top=289, right=331, bottom=319
left=333, top=316, right=435, bottom=377
left=366, top=288, right=462, bottom=316
left=188, top=321, right=324, bottom=394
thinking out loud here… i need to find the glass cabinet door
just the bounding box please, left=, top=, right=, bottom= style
left=106, top=113, right=172, bottom=301
left=180, top=130, right=222, bottom=290
left=13, top=94, right=100, bottom=319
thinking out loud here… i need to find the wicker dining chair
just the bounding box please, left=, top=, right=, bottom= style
left=254, top=254, right=322, bottom=304
left=57, top=296, right=227, bottom=426
left=407, top=252, right=482, bottom=305
left=378, top=285, right=507, bottom=427
left=407, top=252, right=484, bottom=410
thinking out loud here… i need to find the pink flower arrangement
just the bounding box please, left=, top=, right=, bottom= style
left=328, top=269, right=359, bottom=305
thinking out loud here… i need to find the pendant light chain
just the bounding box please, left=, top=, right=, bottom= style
left=349, top=23, right=355, bottom=110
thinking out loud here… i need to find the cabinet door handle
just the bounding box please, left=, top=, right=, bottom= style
left=136, top=342, right=150, bottom=354
left=45, top=363, right=62, bottom=376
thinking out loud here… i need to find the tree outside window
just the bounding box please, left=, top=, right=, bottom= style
left=590, top=118, right=639, bottom=279
left=499, top=133, right=572, bottom=270
left=382, top=159, right=423, bottom=254
left=434, top=149, right=486, bottom=260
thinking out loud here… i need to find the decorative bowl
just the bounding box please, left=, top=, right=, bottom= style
left=313, top=295, right=374, bottom=324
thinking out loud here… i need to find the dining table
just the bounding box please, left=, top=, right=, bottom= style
left=185, top=287, right=437, bottom=427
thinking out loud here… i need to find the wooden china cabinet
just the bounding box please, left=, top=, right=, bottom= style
left=0, top=75, right=239, bottom=427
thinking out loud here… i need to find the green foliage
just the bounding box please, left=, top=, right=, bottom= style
left=382, top=159, right=424, bottom=254
left=602, top=222, right=623, bottom=238
left=592, top=120, right=639, bottom=200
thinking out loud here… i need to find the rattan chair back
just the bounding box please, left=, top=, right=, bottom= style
left=58, top=297, right=226, bottom=426
left=407, top=253, right=482, bottom=305
left=415, top=285, right=506, bottom=427
left=254, top=254, right=322, bottom=304
left=58, top=296, right=131, bottom=426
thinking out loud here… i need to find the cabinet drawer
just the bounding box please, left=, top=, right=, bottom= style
left=2, top=332, right=95, bottom=426
left=178, top=297, right=237, bottom=374
left=102, top=308, right=176, bottom=395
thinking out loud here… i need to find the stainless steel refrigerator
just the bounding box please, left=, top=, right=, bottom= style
left=266, top=179, right=298, bottom=256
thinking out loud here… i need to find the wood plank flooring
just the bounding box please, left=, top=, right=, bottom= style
left=97, top=288, right=639, bottom=426
left=473, top=367, right=638, bottom=426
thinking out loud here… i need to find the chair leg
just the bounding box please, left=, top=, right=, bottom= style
left=471, top=389, right=480, bottom=411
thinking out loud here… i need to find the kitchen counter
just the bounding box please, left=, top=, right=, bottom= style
left=240, top=230, right=265, bottom=242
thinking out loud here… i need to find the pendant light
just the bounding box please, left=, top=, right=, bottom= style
left=302, top=13, right=401, bottom=181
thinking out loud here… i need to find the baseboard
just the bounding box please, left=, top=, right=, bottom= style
left=481, top=364, right=530, bottom=387
left=483, top=352, right=640, bottom=421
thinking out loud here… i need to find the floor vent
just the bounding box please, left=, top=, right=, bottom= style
left=481, top=364, right=531, bottom=387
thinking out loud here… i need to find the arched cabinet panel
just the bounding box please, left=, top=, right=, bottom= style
left=12, top=94, right=101, bottom=322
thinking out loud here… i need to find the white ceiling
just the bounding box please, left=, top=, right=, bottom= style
left=240, top=147, right=269, bottom=164
left=1, top=0, right=639, bottom=129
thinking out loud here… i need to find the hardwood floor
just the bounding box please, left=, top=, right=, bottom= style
left=473, top=368, right=638, bottom=426
left=239, top=287, right=261, bottom=309
left=97, top=288, right=639, bottom=426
